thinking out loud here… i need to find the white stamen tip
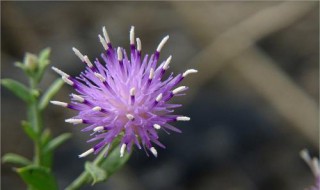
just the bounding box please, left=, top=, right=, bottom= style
left=72, top=47, right=85, bottom=62
left=71, top=94, right=84, bottom=102
left=163, top=55, right=172, bottom=70
left=150, top=147, right=158, bottom=157
left=126, top=114, right=134, bottom=120
left=62, top=76, right=74, bottom=86
left=50, top=101, right=68, bottom=107
left=52, top=67, right=69, bottom=77
left=93, top=126, right=104, bottom=132
left=300, top=149, right=311, bottom=162
left=136, top=38, right=142, bottom=51
left=153, top=124, right=161, bottom=130
left=130, top=26, right=135, bottom=45
left=130, top=87, right=136, bottom=96
left=78, top=148, right=94, bottom=158
left=311, top=158, right=320, bottom=176
left=94, top=72, right=106, bottom=82
left=300, top=149, right=320, bottom=176
left=83, top=56, right=93, bottom=68
left=176, top=116, right=190, bottom=121
left=117, top=47, right=123, bottom=61
left=172, top=86, right=187, bottom=95
left=102, top=26, right=110, bottom=43
left=65, top=118, right=83, bottom=124
left=120, top=144, right=126, bottom=157
left=98, top=34, right=108, bottom=50
left=92, top=106, right=102, bottom=111
left=183, top=69, right=198, bottom=77
left=156, top=93, right=163, bottom=102
left=149, top=68, right=154, bottom=79
left=157, top=35, right=169, bottom=52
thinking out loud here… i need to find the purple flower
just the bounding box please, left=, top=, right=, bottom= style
left=51, top=26, right=197, bottom=158
left=300, top=149, right=320, bottom=190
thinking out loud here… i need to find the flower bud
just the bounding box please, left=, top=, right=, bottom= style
left=24, top=53, right=38, bottom=72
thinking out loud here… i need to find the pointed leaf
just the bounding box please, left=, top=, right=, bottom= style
left=100, top=145, right=131, bottom=177
left=40, top=129, right=52, bottom=147
left=38, top=48, right=51, bottom=65
left=43, top=133, right=72, bottom=153
left=36, top=48, right=51, bottom=82
left=15, top=61, right=34, bottom=78
left=40, top=129, right=53, bottom=168
left=16, top=165, right=58, bottom=190
left=15, top=61, right=27, bottom=71
left=2, top=153, right=32, bottom=166
left=40, top=129, right=53, bottom=166
left=85, top=162, right=107, bottom=185
left=21, top=121, right=37, bottom=141
left=1, top=79, right=33, bottom=104
left=39, top=79, right=64, bottom=110
left=41, top=151, right=53, bottom=168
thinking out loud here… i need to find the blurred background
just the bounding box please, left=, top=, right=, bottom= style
left=1, top=1, right=319, bottom=190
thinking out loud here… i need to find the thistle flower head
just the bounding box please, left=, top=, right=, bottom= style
left=52, top=26, right=197, bottom=158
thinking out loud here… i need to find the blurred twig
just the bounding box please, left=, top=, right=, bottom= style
left=173, top=1, right=318, bottom=144
left=232, top=47, right=318, bottom=145
left=174, top=1, right=316, bottom=90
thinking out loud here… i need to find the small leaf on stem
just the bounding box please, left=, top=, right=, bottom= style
left=43, top=133, right=72, bottom=153
left=85, top=162, right=107, bottom=185
left=40, top=129, right=52, bottom=147
left=38, top=48, right=51, bottom=64
left=36, top=47, right=51, bottom=82
left=39, top=79, right=64, bottom=110
left=1, top=79, right=34, bottom=104
left=16, top=165, right=58, bottom=190
left=2, top=153, right=32, bottom=166
left=21, top=121, right=37, bottom=141
left=15, top=61, right=27, bottom=71
left=99, top=145, right=131, bottom=177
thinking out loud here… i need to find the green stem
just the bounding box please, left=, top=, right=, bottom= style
left=65, top=145, right=114, bottom=190
left=64, top=170, right=90, bottom=190
left=28, top=78, right=43, bottom=166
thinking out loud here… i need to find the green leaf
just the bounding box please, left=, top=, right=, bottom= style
left=39, top=129, right=53, bottom=167
left=21, top=121, right=37, bottom=141
left=1, top=79, right=33, bottom=104
left=36, top=48, right=51, bottom=82
left=85, top=162, right=107, bottom=185
left=41, top=151, right=53, bottom=169
left=2, top=153, right=32, bottom=166
left=99, top=145, right=131, bottom=177
left=16, top=165, right=58, bottom=190
left=15, top=61, right=33, bottom=78
left=41, top=133, right=71, bottom=167
left=38, top=48, right=51, bottom=65
left=39, top=79, right=64, bottom=110
left=40, top=129, right=52, bottom=147
left=15, top=61, right=27, bottom=71
left=43, top=133, right=72, bottom=153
